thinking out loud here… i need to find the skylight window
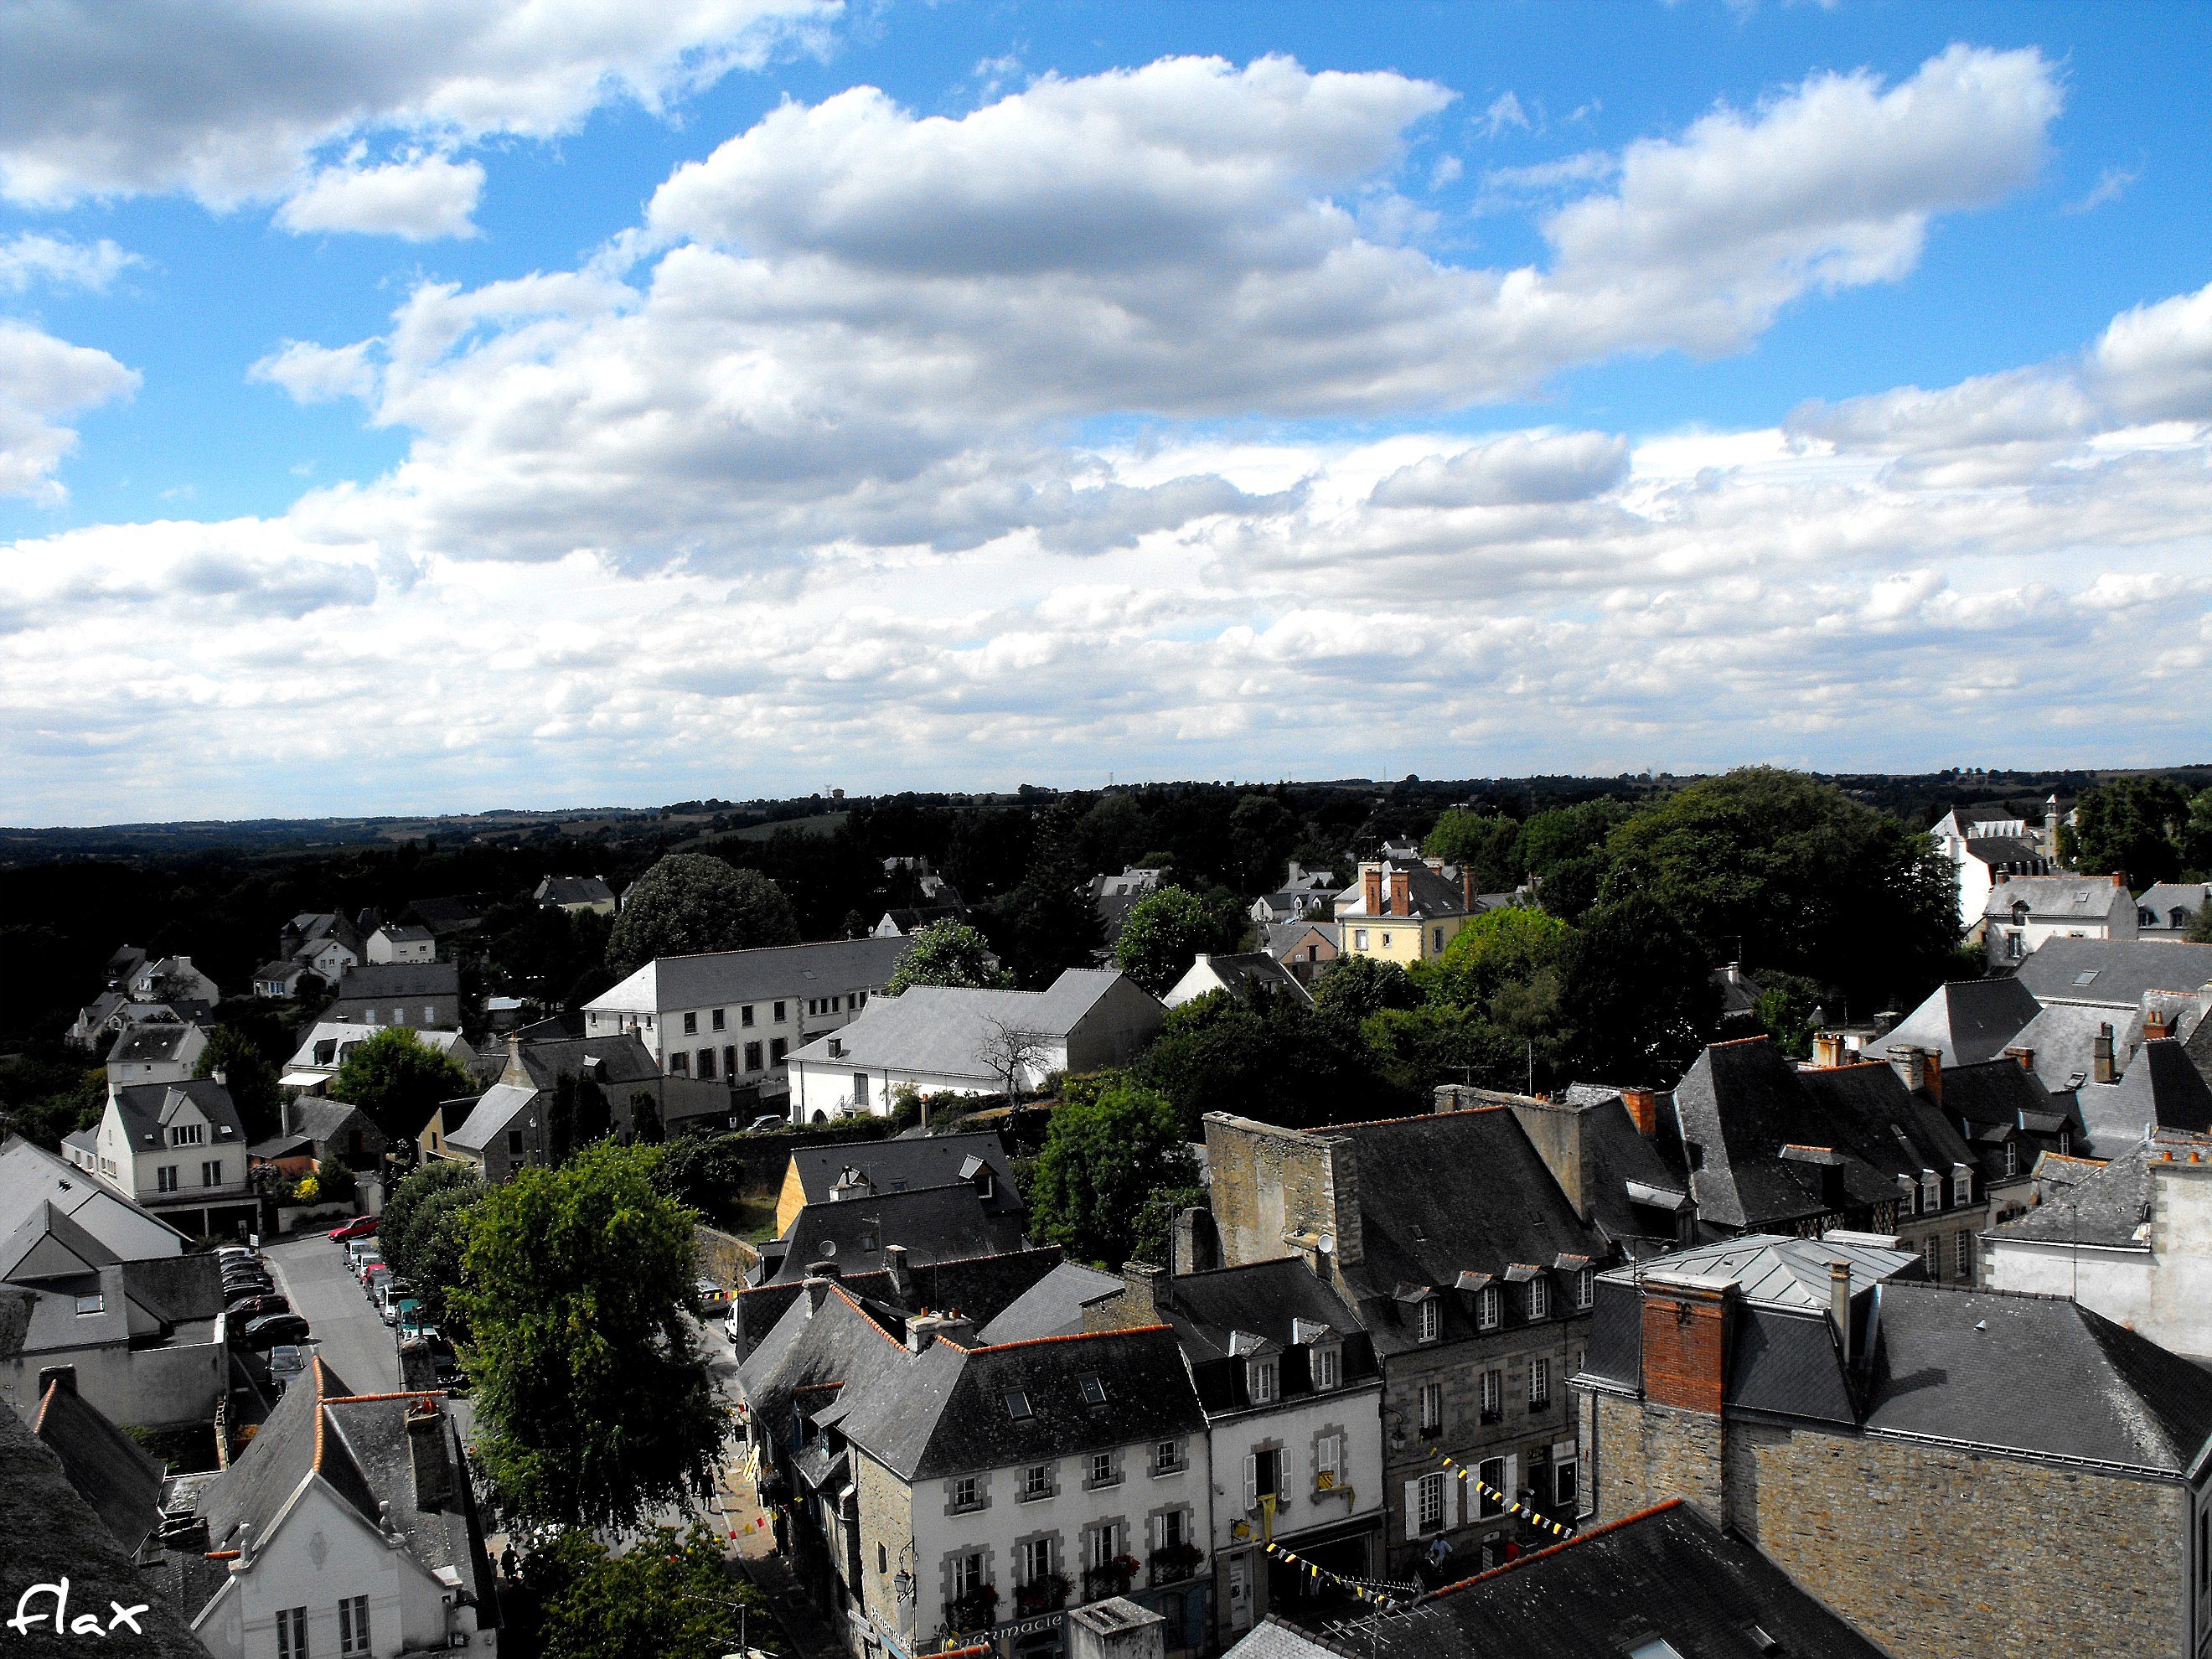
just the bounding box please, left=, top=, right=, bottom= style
left=1078, top=1374, right=1107, bottom=1405
left=2073, top=969, right=2101, bottom=986
left=1005, top=1389, right=1032, bottom=1419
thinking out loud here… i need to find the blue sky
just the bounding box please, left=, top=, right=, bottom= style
left=1, top=2, right=2209, bottom=823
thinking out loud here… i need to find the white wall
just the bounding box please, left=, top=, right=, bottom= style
left=1202, top=1387, right=1383, bottom=1553
left=1983, top=1161, right=2212, bottom=1358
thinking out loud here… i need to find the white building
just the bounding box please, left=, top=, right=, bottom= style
left=784, top=968, right=1165, bottom=1121
left=1930, top=801, right=2060, bottom=933
left=1163, top=952, right=1312, bottom=1010
left=366, top=923, right=437, bottom=964
left=1983, top=872, right=2138, bottom=967
left=1982, top=1132, right=2212, bottom=1361
left=584, top=936, right=915, bottom=1083
left=63, top=1078, right=258, bottom=1239
left=281, top=1020, right=476, bottom=1091
left=102, top=1021, right=209, bottom=1090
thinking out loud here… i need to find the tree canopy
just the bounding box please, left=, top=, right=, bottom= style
left=884, top=919, right=1010, bottom=995
left=524, top=1523, right=762, bottom=1659
left=1131, top=987, right=1389, bottom=1134
left=457, top=1140, right=726, bottom=1530
left=327, top=1026, right=478, bottom=1142
left=1422, top=808, right=1521, bottom=892
left=2065, top=777, right=2202, bottom=886
left=1114, top=885, right=1246, bottom=996
left=1026, top=1076, right=1200, bottom=1268
left=377, top=1160, right=485, bottom=1322
left=193, top=1026, right=282, bottom=1142
left=606, top=854, right=799, bottom=974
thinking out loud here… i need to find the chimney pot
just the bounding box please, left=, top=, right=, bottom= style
left=2145, top=1010, right=2171, bottom=1043
left=2093, top=1025, right=2117, bottom=1087
left=2113, top=871, right=2128, bottom=889
left=1620, top=1087, right=1659, bottom=1136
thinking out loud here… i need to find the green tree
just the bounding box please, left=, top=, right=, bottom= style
left=2184, top=788, right=2212, bottom=876
left=2188, top=904, right=2212, bottom=945
left=1750, top=971, right=1829, bottom=1060
left=193, top=1026, right=283, bottom=1142
left=628, top=1088, right=664, bottom=1144
left=884, top=919, right=1012, bottom=995
left=378, top=1161, right=484, bottom=1290
left=457, top=1140, right=726, bottom=1530
left=1114, top=886, right=1244, bottom=996
left=1310, top=954, right=1421, bottom=1022
left=607, top=855, right=800, bottom=975
left=328, top=1027, right=478, bottom=1142
left=983, top=799, right=1103, bottom=987
left=1422, top=808, right=1521, bottom=892
left=649, top=1131, right=748, bottom=1228
left=1027, top=1078, right=1199, bottom=1267
left=1558, top=897, right=1722, bottom=1086
left=2070, top=777, right=2193, bottom=886
left=1516, top=798, right=1635, bottom=882
left=1430, top=906, right=1573, bottom=1005
left=1131, top=989, right=1388, bottom=1134
left=525, top=1522, right=762, bottom=1659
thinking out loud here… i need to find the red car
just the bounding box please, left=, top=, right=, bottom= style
left=328, top=1216, right=378, bottom=1242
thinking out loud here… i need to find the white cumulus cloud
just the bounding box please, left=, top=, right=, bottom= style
left=0, top=232, right=140, bottom=293
left=276, top=155, right=485, bottom=240
left=0, top=322, right=138, bottom=501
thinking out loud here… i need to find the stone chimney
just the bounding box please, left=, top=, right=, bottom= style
left=1829, top=1259, right=1853, bottom=1366
left=1117, top=1261, right=1165, bottom=1323
left=1462, top=866, right=1476, bottom=912
left=408, top=1400, right=452, bottom=1512
left=1887, top=1044, right=1930, bottom=1094
left=279, top=1095, right=295, bottom=1138
left=1325, top=1137, right=1363, bottom=1272
left=1362, top=866, right=1382, bottom=916
left=905, top=1310, right=974, bottom=1352
left=1620, top=1087, right=1659, bottom=1136
left=1507, top=1095, right=1597, bottom=1222
left=1067, top=1598, right=1166, bottom=1659
left=1388, top=869, right=1411, bottom=916
left=804, top=1271, right=836, bottom=1315
left=1170, top=1207, right=1218, bottom=1276
left=883, top=1243, right=913, bottom=1304
left=2093, top=1025, right=2116, bottom=1086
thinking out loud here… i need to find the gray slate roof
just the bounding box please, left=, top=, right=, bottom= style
left=1995, top=1140, right=2160, bottom=1247
left=1599, top=1233, right=1919, bottom=1311
left=788, top=969, right=1142, bottom=1077
left=788, top=1132, right=1021, bottom=1216
left=0, top=1135, right=187, bottom=1262
left=591, top=936, right=916, bottom=1015
left=1884, top=976, right=2042, bottom=1066
left=332, top=960, right=462, bottom=1000
left=34, top=1377, right=164, bottom=1552
left=974, top=1260, right=1123, bottom=1345
left=108, top=1078, right=246, bottom=1155
left=106, top=1021, right=197, bottom=1066
left=2137, top=882, right=2210, bottom=933
left=1226, top=1501, right=1888, bottom=1659
left=1983, top=876, right=2132, bottom=923
left=758, top=1183, right=1026, bottom=1284
left=2075, top=1038, right=2212, bottom=1150
left=2014, top=937, right=2212, bottom=1008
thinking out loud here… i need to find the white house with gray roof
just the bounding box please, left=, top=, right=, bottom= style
left=783, top=969, right=1165, bottom=1121
left=1983, top=871, right=2137, bottom=966
left=585, top=936, right=916, bottom=1084
left=68, top=1079, right=257, bottom=1239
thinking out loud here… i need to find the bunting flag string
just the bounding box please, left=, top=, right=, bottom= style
left=1436, top=1453, right=1574, bottom=1540
left=1259, top=1541, right=1419, bottom=1606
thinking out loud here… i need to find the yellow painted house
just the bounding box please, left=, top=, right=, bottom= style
left=1333, top=859, right=1479, bottom=964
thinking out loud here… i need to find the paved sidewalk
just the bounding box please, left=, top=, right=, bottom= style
left=736, top=1548, right=848, bottom=1659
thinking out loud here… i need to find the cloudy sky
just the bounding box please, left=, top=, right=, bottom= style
left=1, top=2, right=2208, bottom=824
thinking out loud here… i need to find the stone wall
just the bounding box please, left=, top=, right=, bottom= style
left=695, top=1223, right=760, bottom=1289
left=1589, top=1390, right=2197, bottom=1659
left=1202, top=1114, right=1337, bottom=1272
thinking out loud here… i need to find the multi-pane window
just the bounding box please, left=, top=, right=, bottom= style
left=711, top=1007, right=726, bottom=1031
left=1310, top=1344, right=1341, bottom=1391
left=276, top=1607, right=308, bottom=1659
left=1476, top=1287, right=1501, bottom=1331
left=1529, top=1356, right=1552, bottom=1408
left=201, top=1160, right=221, bottom=1187
left=1921, top=1174, right=1942, bottom=1212
left=1477, top=1456, right=1506, bottom=1517
left=1157, top=1508, right=1187, bottom=1550
left=1528, top=1277, right=1550, bottom=1320
left=339, top=1595, right=370, bottom=1656
left=953, top=1551, right=986, bottom=1598
left=1087, top=1523, right=1119, bottom=1571
left=1923, top=1237, right=1941, bottom=1278
left=953, top=1476, right=980, bottom=1508
left=1415, top=1471, right=1445, bottom=1532
left=1955, top=1232, right=1973, bottom=1280
left=1090, top=1451, right=1114, bottom=1486
left=1021, top=1463, right=1052, bottom=1501
left=169, top=1122, right=204, bottom=1146
left=1574, top=1268, right=1594, bottom=1309
left=1479, top=1368, right=1502, bottom=1419
left=1315, top=1432, right=1342, bottom=1490
left=1017, top=1538, right=1053, bottom=1585
left=157, top=1165, right=179, bottom=1193
left=698, top=1048, right=716, bottom=1078
left=1417, top=1298, right=1441, bottom=1342
left=745, top=1041, right=763, bottom=1072
left=1248, top=1359, right=1279, bottom=1403
left=2005, top=1141, right=2020, bottom=1177
left=1951, top=1170, right=1972, bottom=1206
left=1154, top=1439, right=1183, bottom=1474
left=1419, top=1381, right=1443, bottom=1434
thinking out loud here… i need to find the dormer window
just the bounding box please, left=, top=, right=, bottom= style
left=1418, top=1297, right=1443, bottom=1342
left=2005, top=1141, right=2019, bottom=1177
left=1310, top=1343, right=1341, bottom=1391
left=1920, top=1173, right=1942, bottom=1212
left=1248, top=1358, right=1279, bottom=1404
left=1473, top=1287, right=1500, bottom=1333
left=1528, top=1277, right=1551, bottom=1320
left=168, top=1122, right=204, bottom=1147
left=1951, top=1169, right=1972, bottom=1207
left=1574, top=1267, right=1594, bottom=1310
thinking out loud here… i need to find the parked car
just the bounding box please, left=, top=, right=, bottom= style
left=224, top=1292, right=289, bottom=1321
left=328, top=1215, right=379, bottom=1243
left=345, top=1239, right=381, bottom=1269
left=222, top=1274, right=275, bottom=1300
left=746, top=1114, right=787, bottom=1134
left=215, top=1245, right=261, bottom=1268
left=240, top=1312, right=311, bottom=1350
left=377, top=1277, right=416, bottom=1313
left=383, top=1295, right=420, bottom=1329
left=694, top=1278, right=734, bottom=1317
left=269, top=1345, right=310, bottom=1389
left=364, top=1270, right=393, bottom=1304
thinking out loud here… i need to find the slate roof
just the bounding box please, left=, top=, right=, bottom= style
left=1150, top=1258, right=1368, bottom=1361
left=1600, top=1233, right=1920, bottom=1312
left=2014, top=938, right=2212, bottom=1008
left=788, top=969, right=1146, bottom=1078
left=1993, top=1140, right=2158, bottom=1247
left=1983, top=876, right=2132, bottom=924
left=511, top=1032, right=663, bottom=1092
left=108, top=1078, right=246, bottom=1156
left=0, top=1135, right=189, bottom=1262
left=1264, top=920, right=1340, bottom=959
left=332, top=960, right=462, bottom=1000
left=34, top=1378, right=165, bottom=1552
left=1335, top=859, right=1472, bottom=922
left=589, top=936, right=916, bottom=1016
left=1227, top=1501, right=1887, bottom=1659
left=788, top=1132, right=1022, bottom=1217
left=2075, top=1038, right=2212, bottom=1150
left=729, top=1245, right=1064, bottom=1360
left=536, top=874, right=616, bottom=907
left=405, top=894, right=488, bottom=933
left=1884, top=976, right=2043, bottom=1066
left=1561, top=1088, right=1693, bottom=1257
left=106, top=1021, right=198, bottom=1066
left=757, top=1183, right=1027, bottom=1284
left=0, top=1389, right=205, bottom=1657
left=2137, top=882, right=2210, bottom=933
left=446, top=1083, right=539, bottom=1155
left=1324, top=1106, right=1607, bottom=1354
left=1166, top=952, right=1313, bottom=1008
left=974, top=1260, right=1123, bottom=1345
left=1936, top=1057, right=2081, bottom=1176
left=374, top=923, right=436, bottom=944
left=836, top=1316, right=1207, bottom=1481
left=1962, top=835, right=2048, bottom=872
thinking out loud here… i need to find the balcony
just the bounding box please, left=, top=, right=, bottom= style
left=1080, top=1558, right=1139, bottom=1602
left=1013, top=1575, right=1069, bottom=1617
left=1147, top=1544, right=1203, bottom=1586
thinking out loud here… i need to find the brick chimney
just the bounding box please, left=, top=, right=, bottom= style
left=1620, top=1087, right=1659, bottom=1137
left=1362, top=866, right=1382, bottom=916
left=2003, top=1045, right=2035, bottom=1073
left=1811, top=1033, right=1845, bottom=1069
left=1388, top=869, right=1410, bottom=916
left=408, top=1401, right=452, bottom=1512
left=2093, top=1025, right=2116, bottom=1086
left=1639, top=1273, right=1736, bottom=1416
left=2144, top=1008, right=2172, bottom=1042
left=2112, top=871, right=2129, bottom=889
left=1993, top=871, right=2009, bottom=886
left=1921, top=1052, right=1942, bottom=1106
left=1462, top=866, right=1476, bottom=912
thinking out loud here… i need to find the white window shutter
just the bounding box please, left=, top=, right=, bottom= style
left=1504, top=1454, right=1519, bottom=1502
left=1243, top=1454, right=1258, bottom=1512
left=1404, top=1478, right=1424, bottom=1532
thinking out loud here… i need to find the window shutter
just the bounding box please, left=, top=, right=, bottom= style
left=1150, top=1512, right=1164, bottom=1552
left=1243, top=1454, right=1258, bottom=1512
left=1403, top=1478, right=1423, bottom=1533
left=1504, top=1454, right=1519, bottom=1501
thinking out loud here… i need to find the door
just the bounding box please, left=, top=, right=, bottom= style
left=1227, top=1552, right=1253, bottom=1631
